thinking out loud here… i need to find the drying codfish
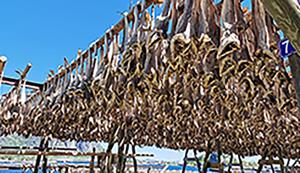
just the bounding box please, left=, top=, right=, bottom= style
left=0, top=0, right=300, bottom=163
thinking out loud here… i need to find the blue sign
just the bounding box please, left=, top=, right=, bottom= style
left=279, top=39, right=296, bottom=57
left=209, top=152, right=219, bottom=164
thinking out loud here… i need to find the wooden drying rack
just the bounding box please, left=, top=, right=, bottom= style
left=0, top=0, right=162, bottom=92
left=0, top=0, right=249, bottom=92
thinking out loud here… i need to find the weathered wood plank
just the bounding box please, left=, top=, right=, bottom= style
left=0, top=150, right=154, bottom=157
left=289, top=54, right=300, bottom=108
left=258, top=159, right=284, bottom=165
left=260, top=0, right=300, bottom=108
left=260, top=0, right=300, bottom=53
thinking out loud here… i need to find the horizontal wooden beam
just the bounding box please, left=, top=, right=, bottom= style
left=0, top=150, right=154, bottom=157
left=0, top=146, right=76, bottom=151
left=258, top=159, right=284, bottom=165
left=0, top=165, right=96, bottom=169
left=0, top=151, right=108, bottom=157
left=2, top=76, right=42, bottom=90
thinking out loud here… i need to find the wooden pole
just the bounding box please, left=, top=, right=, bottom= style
left=90, top=148, right=96, bottom=173
left=20, top=63, right=32, bottom=80
left=293, top=158, right=299, bottom=166
left=34, top=138, right=46, bottom=173
left=121, top=143, right=130, bottom=173
left=260, top=0, right=300, bottom=54
left=228, top=153, right=233, bottom=173
left=203, top=143, right=211, bottom=173
left=257, top=154, right=267, bottom=173
left=106, top=126, right=119, bottom=173
left=238, top=155, right=244, bottom=173
left=0, top=56, right=6, bottom=90
left=218, top=145, right=223, bottom=173
left=193, top=149, right=202, bottom=173
left=270, top=160, right=275, bottom=173
left=117, top=141, right=125, bottom=173
left=132, top=145, right=138, bottom=173
left=0, top=56, right=7, bottom=80
left=42, top=140, right=49, bottom=173
left=181, top=149, right=189, bottom=173
left=286, top=158, right=291, bottom=172
left=0, top=146, right=76, bottom=151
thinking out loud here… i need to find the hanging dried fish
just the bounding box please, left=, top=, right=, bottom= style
left=175, top=0, right=193, bottom=34
left=155, top=0, right=171, bottom=33
left=252, top=0, right=270, bottom=49
left=1, top=0, right=299, bottom=161
left=122, top=12, right=130, bottom=50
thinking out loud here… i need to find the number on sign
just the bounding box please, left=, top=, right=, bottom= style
left=282, top=40, right=290, bottom=54
left=279, top=39, right=296, bottom=57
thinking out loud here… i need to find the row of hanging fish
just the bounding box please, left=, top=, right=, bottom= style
left=0, top=0, right=299, bottom=159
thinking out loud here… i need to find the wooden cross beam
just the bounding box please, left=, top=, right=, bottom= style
left=0, top=146, right=77, bottom=151
left=1, top=76, right=43, bottom=90
left=0, top=150, right=154, bottom=157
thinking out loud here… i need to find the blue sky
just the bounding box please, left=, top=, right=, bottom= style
left=0, top=0, right=252, bottom=161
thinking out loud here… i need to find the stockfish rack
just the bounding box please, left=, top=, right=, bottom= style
left=0, top=0, right=300, bottom=172
left=0, top=1, right=160, bottom=172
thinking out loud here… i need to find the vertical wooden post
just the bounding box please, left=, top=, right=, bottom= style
left=0, top=56, right=7, bottom=85
left=132, top=145, right=138, bottom=173
left=58, top=166, right=63, bottom=173
left=121, top=143, right=130, bottom=173
left=117, top=141, right=125, bottom=173
left=107, top=151, right=114, bottom=173
left=228, top=153, right=233, bottom=173
left=270, top=159, right=275, bottom=173
left=278, top=151, right=285, bottom=173
left=34, top=138, right=46, bottom=173
left=238, top=155, right=244, bottom=173
left=279, top=159, right=285, bottom=173
left=181, top=149, right=189, bottom=173
left=65, top=167, right=69, bottom=173
left=292, top=158, right=299, bottom=170
left=42, top=139, right=49, bottom=173
left=193, top=149, right=201, bottom=173
left=97, top=154, right=101, bottom=168
left=217, top=145, right=223, bottom=173
left=105, top=126, right=119, bottom=173
left=116, top=128, right=125, bottom=173
left=257, top=155, right=267, bottom=173
left=203, top=149, right=211, bottom=173
left=90, top=148, right=95, bottom=173
left=286, top=158, right=290, bottom=173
